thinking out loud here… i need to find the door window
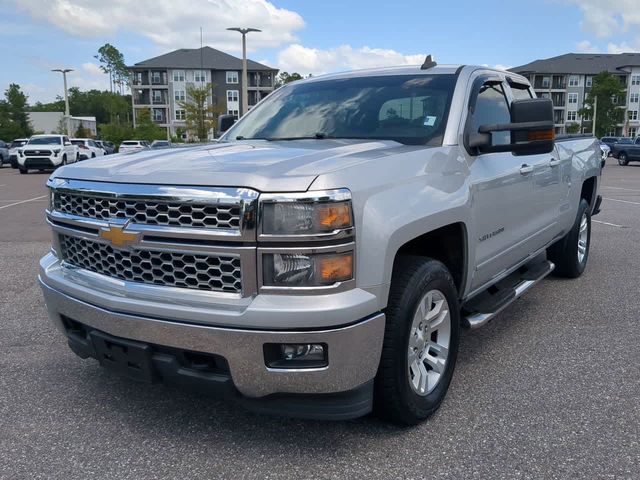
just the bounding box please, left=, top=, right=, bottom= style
left=472, top=82, right=511, bottom=146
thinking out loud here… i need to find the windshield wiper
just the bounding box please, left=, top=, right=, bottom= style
left=260, top=133, right=330, bottom=141
left=235, top=136, right=272, bottom=141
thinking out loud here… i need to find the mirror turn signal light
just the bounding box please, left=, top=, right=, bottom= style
left=528, top=129, right=555, bottom=141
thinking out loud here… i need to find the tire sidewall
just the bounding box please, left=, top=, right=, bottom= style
left=618, top=153, right=628, bottom=166
left=565, top=199, right=591, bottom=276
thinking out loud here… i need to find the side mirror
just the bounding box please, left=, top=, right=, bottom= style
left=469, top=98, right=555, bottom=155
left=64, top=142, right=72, bottom=146
left=218, top=114, right=236, bottom=133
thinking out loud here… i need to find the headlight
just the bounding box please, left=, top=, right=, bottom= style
left=53, top=149, right=61, bottom=156
left=260, top=189, right=353, bottom=237
left=263, top=251, right=354, bottom=287
left=18, top=150, right=24, bottom=157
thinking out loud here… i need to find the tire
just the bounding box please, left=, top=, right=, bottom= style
left=618, top=152, right=629, bottom=166
left=547, top=198, right=591, bottom=278
left=19, top=167, right=27, bottom=174
left=91, top=153, right=96, bottom=158
left=374, top=256, right=460, bottom=425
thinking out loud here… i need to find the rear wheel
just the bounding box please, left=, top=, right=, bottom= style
left=374, top=256, right=460, bottom=425
left=618, top=152, right=629, bottom=166
left=547, top=198, right=591, bottom=278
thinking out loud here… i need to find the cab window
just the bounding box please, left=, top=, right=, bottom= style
left=472, top=82, right=511, bottom=146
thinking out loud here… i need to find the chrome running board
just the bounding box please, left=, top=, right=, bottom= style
left=462, top=260, right=555, bottom=330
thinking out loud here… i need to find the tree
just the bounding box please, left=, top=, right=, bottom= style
left=566, top=123, right=581, bottom=134
left=99, top=122, right=134, bottom=147
left=95, top=43, right=129, bottom=94
left=579, top=72, right=626, bottom=137
left=274, top=71, right=305, bottom=88
left=74, top=122, right=90, bottom=138
left=133, top=108, right=166, bottom=141
left=33, top=89, right=131, bottom=125
left=178, top=83, right=224, bottom=140
left=0, top=84, right=33, bottom=139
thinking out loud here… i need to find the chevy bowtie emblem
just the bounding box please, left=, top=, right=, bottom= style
left=99, top=222, right=140, bottom=248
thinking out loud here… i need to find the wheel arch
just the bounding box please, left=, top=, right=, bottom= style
left=392, top=222, right=468, bottom=299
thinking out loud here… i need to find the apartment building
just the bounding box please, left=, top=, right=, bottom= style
left=512, top=53, right=640, bottom=137
left=129, top=47, right=278, bottom=139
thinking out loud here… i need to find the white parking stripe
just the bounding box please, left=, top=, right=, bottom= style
left=0, top=195, right=47, bottom=210
left=593, top=220, right=624, bottom=228
left=603, top=197, right=640, bottom=206
left=601, top=185, right=640, bottom=192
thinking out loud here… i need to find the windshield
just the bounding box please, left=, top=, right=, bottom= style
left=28, top=136, right=62, bottom=145
left=152, top=141, right=169, bottom=147
left=121, top=141, right=139, bottom=146
left=618, top=138, right=633, bottom=144
left=225, top=74, right=457, bottom=146
left=70, top=140, right=85, bottom=146
left=10, top=140, right=27, bottom=148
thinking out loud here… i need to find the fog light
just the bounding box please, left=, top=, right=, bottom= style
left=264, top=343, right=328, bottom=369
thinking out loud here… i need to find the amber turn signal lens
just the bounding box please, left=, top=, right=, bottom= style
left=316, top=203, right=352, bottom=230
left=528, top=129, right=555, bottom=141
left=318, top=253, right=353, bottom=283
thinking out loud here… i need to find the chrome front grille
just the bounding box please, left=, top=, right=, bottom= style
left=54, top=192, right=241, bottom=229
left=47, top=180, right=259, bottom=297
left=59, top=235, right=242, bottom=293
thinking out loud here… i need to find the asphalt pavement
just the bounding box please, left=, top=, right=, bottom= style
left=0, top=159, right=639, bottom=479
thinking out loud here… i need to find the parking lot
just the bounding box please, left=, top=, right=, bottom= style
left=1, top=160, right=639, bottom=479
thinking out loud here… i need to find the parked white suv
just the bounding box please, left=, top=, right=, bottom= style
left=118, top=140, right=150, bottom=154
left=18, top=134, right=78, bottom=174
left=8, top=138, right=29, bottom=168
left=71, top=138, right=105, bottom=160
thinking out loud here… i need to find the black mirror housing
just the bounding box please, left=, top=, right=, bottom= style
left=218, top=114, right=236, bottom=133
left=472, top=98, right=555, bottom=156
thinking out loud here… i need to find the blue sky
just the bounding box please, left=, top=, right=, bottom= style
left=1, top=0, right=638, bottom=103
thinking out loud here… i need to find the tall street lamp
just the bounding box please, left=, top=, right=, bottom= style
left=52, top=68, right=73, bottom=135
left=227, top=27, right=261, bottom=116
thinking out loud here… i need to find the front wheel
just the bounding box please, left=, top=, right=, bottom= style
left=374, top=256, right=460, bottom=425
left=19, top=167, right=27, bottom=174
left=547, top=198, right=591, bottom=278
left=618, top=153, right=629, bottom=166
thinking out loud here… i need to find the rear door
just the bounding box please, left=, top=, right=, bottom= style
left=465, top=76, right=538, bottom=292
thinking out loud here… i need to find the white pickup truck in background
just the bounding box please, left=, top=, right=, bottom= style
left=18, top=134, right=78, bottom=174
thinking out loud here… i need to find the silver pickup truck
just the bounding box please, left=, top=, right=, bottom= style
left=39, top=63, right=602, bottom=424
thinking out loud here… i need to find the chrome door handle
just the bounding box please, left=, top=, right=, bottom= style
left=520, top=164, right=534, bottom=175
left=549, top=158, right=561, bottom=167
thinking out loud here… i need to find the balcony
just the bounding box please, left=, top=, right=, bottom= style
left=133, top=90, right=151, bottom=105
left=152, top=108, right=167, bottom=124
left=248, top=73, right=273, bottom=88
left=150, top=71, right=168, bottom=86
left=151, top=90, right=168, bottom=105
left=132, top=72, right=149, bottom=86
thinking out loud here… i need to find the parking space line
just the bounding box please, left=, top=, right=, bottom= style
left=603, top=197, right=640, bottom=206
left=0, top=195, right=47, bottom=211
left=593, top=219, right=625, bottom=228
left=601, top=185, right=640, bottom=192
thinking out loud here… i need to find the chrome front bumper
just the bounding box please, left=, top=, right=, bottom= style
left=39, top=278, right=385, bottom=398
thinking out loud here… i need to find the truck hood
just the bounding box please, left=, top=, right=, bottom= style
left=52, top=140, right=412, bottom=192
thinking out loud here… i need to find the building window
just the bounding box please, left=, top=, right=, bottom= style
left=568, top=93, right=578, bottom=104
left=538, top=92, right=550, bottom=99
left=227, top=90, right=239, bottom=103
left=226, top=71, right=239, bottom=84
left=629, top=110, right=638, bottom=121
left=541, top=76, right=550, bottom=88
left=172, top=70, right=185, bottom=82
left=151, top=72, right=162, bottom=84
left=227, top=109, right=239, bottom=118
left=631, top=93, right=639, bottom=103
left=175, top=109, right=186, bottom=121
left=586, top=76, right=592, bottom=88
left=569, top=75, right=579, bottom=87
left=153, top=109, right=164, bottom=122
left=583, top=113, right=591, bottom=121
left=174, top=90, right=185, bottom=102
left=612, top=95, right=619, bottom=104
left=632, top=75, right=640, bottom=86
left=629, top=127, right=637, bottom=137
left=194, top=70, right=206, bottom=82
left=567, top=111, right=577, bottom=122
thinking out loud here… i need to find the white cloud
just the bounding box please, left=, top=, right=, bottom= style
left=277, top=44, right=426, bottom=76
left=576, top=40, right=600, bottom=53
left=11, top=0, right=304, bottom=52
left=81, top=62, right=104, bottom=76
left=607, top=41, right=640, bottom=53
left=567, top=0, right=640, bottom=38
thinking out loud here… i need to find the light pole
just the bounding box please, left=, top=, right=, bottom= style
left=52, top=68, right=73, bottom=135
left=227, top=27, right=261, bottom=116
